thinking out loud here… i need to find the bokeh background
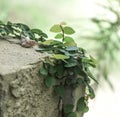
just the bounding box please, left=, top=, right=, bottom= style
left=1, top=0, right=120, bottom=117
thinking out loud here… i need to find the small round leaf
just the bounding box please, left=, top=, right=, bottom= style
left=40, top=67, right=48, bottom=76
left=45, top=77, right=56, bottom=88
left=52, top=54, right=69, bottom=60
left=64, top=104, right=74, bottom=113
left=55, top=85, right=65, bottom=97
left=63, top=26, right=75, bottom=35
left=50, top=24, right=61, bottom=33
left=55, top=33, right=63, bottom=39
left=64, top=36, right=75, bottom=43
left=68, top=112, right=77, bottom=117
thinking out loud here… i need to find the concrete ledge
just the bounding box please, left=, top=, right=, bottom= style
left=0, top=39, right=59, bottom=117
left=0, top=38, right=44, bottom=75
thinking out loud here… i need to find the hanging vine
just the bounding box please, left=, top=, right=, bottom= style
left=0, top=21, right=97, bottom=117
left=38, top=23, right=97, bottom=117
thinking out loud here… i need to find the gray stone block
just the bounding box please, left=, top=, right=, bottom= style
left=0, top=38, right=84, bottom=117
left=0, top=39, right=58, bottom=117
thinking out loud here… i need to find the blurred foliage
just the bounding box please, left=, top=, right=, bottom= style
left=81, top=0, right=120, bottom=90
left=0, top=0, right=9, bottom=21
left=0, top=21, right=48, bottom=41
left=1, top=0, right=120, bottom=90
left=0, top=0, right=50, bottom=30
left=0, top=0, right=74, bottom=30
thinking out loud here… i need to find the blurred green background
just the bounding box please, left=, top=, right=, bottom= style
left=1, top=0, right=120, bottom=117
left=0, top=0, right=103, bottom=35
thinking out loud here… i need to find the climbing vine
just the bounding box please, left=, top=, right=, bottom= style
left=0, top=20, right=48, bottom=41
left=38, top=23, right=97, bottom=117
left=0, top=21, right=97, bottom=117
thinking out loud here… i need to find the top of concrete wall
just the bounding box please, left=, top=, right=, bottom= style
left=0, top=38, right=45, bottom=75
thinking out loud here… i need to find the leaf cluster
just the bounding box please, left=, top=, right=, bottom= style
left=39, top=23, right=97, bottom=116
left=0, top=21, right=48, bottom=41
left=81, top=0, right=120, bottom=90
left=0, top=21, right=96, bottom=117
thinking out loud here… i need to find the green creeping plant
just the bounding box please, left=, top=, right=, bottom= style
left=0, top=21, right=97, bottom=117
left=0, top=20, right=48, bottom=41
left=39, top=22, right=97, bottom=117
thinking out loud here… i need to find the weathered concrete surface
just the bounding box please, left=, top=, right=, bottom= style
left=0, top=38, right=44, bottom=74
left=62, top=84, right=85, bottom=117
left=0, top=39, right=59, bottom=117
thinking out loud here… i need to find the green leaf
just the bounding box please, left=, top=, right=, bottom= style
left=31, top=28, right=42, bottom=35
left=55, top=85, right=65, bottom=97
left=77, top=97, right=84, bottom=111
left=65, top=62, right=77, bottom=67
left=4, top=25, right=13, bottom=34
left=52, top=54, right=69, bottom=60
left=88, top=85, right=95, bottom=99
left=64, top=104, right=74, bottom=113
left=68, top=112, right=77, bottom=117
left=78, top=47, right=86, bottom=53
left=89, top=55, right=97, bottom=68
left=90, top=55, right=97, bottom=64
left=36, top=47, right=53, bottom=52
left=15, top=23, right=30, bottom=31
left=66, top=46, right=78, bottom=51
left=7, top=21, right=12, bottom=26
left=60, top=49, right=77, bottom=57
left=0, top=28, right=5, bottom=32
left=84, top=70, right=98, bottom=84
left=50, top=24, right=61, bottom=33
left=56, top=64, right=64, bottom=78
left=21, top=24, right=30, bottom=31
left=63, top=26, right=75, bottom=35
left=82, top=57, right=96, bottom=68
left=31, top=29, right=48, bottom=38
left=63, top=42, right=77, bottom=47
left=40, top=66, right=48, bottom=76
left=40, top=40, right=61, bottom=46
left=40, top=40, right=54, bottom=46
left=76, top=78, right=84, bottom=85
left=41, top=32, right=48, bottom=38
left=82, top=57, right=89, bottom=63
left=76, top=97, right=89, bottom=113
left=51, top=40, right=62, bottom=45
left=49, top=65, right=56, bottom=74
left=65, top=58, right=78, bottom=67
left=59, top=49, right=70, bottom=56
left=45, top=76, right=56, bottom=88
left=55, top=33, right=63, bottom=39
left=64, top=36, right=75, bottom=43
left=83, top=106, right=89, bottom=113
left=22, top=30, right=35, bottom=39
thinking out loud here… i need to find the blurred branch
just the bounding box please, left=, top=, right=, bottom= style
left=81, top=0, right=120, bottom=90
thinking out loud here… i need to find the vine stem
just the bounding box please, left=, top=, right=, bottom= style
left=60, top=25, right=65, bottom=42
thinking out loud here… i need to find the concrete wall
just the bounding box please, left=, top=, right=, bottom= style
left=0, top=38, right=84, bottom=117
left=0, top=65, right=59, bottom=117
left=0, top=39, right=59, bottom=117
